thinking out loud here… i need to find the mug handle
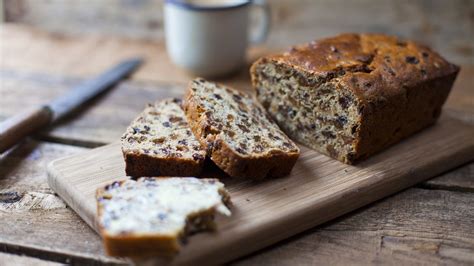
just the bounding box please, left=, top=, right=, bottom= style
left=249, top=0, right=271, bottom=44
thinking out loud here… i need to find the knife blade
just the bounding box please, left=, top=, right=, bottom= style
left=0, top=58, right=143, bottom=153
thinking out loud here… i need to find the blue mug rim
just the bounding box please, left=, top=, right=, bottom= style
left=165, top=0, right=251, bottom=11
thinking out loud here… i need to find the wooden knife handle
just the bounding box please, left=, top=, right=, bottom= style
left=0, top=106, right=53, bottom=153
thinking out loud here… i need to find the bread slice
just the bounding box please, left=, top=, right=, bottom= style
left=96, top=177, right=231, bottom=257
left=250, top=33, right=459, bottom=164
left=121, top=98, right=207, bottom=177
left=183, top=78, right=300, bottom=179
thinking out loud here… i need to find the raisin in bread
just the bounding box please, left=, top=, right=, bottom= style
left=183, top=78, right=300, bottom=179
left=121, top=99, right=206, bottom=177
left=96, top=177, right=231, bottom=257
left=251, top=33, right=459, bottom=164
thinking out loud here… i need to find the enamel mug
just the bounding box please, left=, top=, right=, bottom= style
left=164, top=0, right=271, bottom=77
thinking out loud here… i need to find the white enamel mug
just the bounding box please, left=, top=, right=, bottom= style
left=164, top=0, right=271, bottom=77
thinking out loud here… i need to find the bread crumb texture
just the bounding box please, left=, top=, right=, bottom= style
left=98, top=177, right=230, bottom=235
left=251, top=33, right=459, bottom=163
left=122, top=99, right=205, bottom=161
left=188, top=78, right=299, bottom=156
left=97, top=177, right=231, bottom=256
left=184, top=78, right=300, bottom=178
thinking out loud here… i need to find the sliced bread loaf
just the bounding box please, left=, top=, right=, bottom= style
left=96, top=177, right=231, bottom=257
left=121, top=98, right=206, bottom=177
left=183, top=78, right=300, bottom=179
left=250, top=33, right=459, bottom=164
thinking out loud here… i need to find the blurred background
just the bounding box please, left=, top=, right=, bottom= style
left=2, top=0, right=473, bottom=65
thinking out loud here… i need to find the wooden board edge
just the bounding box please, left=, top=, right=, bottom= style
left=45, top=123, right=474, bottom=265
left=47, top=159, right=99, bottom=233
left=183, top=145, right=474, bottom=264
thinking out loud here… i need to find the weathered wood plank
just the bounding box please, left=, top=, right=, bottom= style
left=422, top=163, right=474, bottom=192
left=0, top=252, right=62, bottom=266
left=45, top=81, right=186, bottom=146
left=46, top=115, right=474, bottom=264
left=0, top=140, right=123, bottom=265
left=267, top=0, right=474, bottom=65
left=1, top=140, right=472, bottom=265
left=233, top=187, right=474, bottom=265
left=0, top=24, right=260, bottom=91
left=0, top=70, right=185, bottom=146
left=0, top=24, right=473, bottom=264
left=4, top=0, right=473, bottom=65
left=2, top=23, right=470, bottom=95
left=443, top=64, right=474, bottom=125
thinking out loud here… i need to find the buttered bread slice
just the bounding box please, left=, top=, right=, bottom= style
left=183, top=78, right=300, bottom=179
left=96, top=177, right=231, bottom=257
left=121, top=99, right=206, bottom=177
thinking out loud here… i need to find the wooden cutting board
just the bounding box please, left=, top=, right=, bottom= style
left=47, top=115, right=474, bottom=265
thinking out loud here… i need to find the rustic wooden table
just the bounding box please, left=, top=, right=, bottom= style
left=0, top=24, right=473, bottom=265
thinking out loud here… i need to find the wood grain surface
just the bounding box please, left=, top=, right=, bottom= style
left=420, top=163, right=474, bottom=192
left=1, top=25, right=473, bottom=265
left=0, top=141, right=123, bottom=265
left=0, top=24, right=259, bottom=91
left=233, top=187, right=474, bottom=265
left=4, top=0, right=473, bottom=65
left=0, top=252, right=62, bottom=266
left=47, top=115, right=474, bottom=265
left=1, top=140, right=472, bottom=265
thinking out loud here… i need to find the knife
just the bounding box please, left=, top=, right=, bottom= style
left=0, top=58, right=143, bottom=153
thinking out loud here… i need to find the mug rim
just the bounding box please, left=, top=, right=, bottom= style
left=165, top=0, right=251, bottom=11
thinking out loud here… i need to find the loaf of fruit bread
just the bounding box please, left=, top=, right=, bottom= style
left=250, top=33, right=459, bottom=164
left=96, top=177, right=231, bottom=257
left=183, top=78, right=300, bottom=179
left=121, top=98, right=206, bottom=177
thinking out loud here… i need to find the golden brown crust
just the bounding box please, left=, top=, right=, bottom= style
left=102, top=233, right=180, bottom=258
left=352, top=74, right=456, bottom=162
left=250, top=33, right=459, bottom=164
left=209, top=138, right=299, bottom=178
left=183, top=81, right=300, bottom=179
left=96, top=181, right=171, bottom=258
left=96, top=182, right=176, bottom=258
left=124, top=153, right=204, bottom=177
left=260, top=33, right=459, bottom=86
